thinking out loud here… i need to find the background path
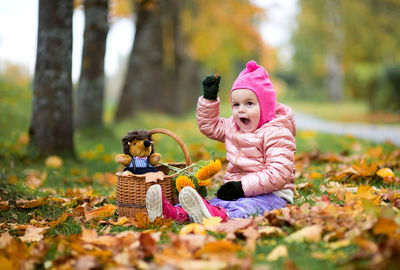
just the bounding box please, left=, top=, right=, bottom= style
left=294, top=111, right=400, bottom=147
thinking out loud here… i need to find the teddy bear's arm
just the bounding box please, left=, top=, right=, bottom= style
left=149, top=153, right=161, bottom=166
left=116, top=154, right=132, bottom=166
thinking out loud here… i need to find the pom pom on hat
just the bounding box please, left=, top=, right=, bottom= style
left=246, top=60, right=258, bottom=72
left=231, top=60, right=277, bottom=128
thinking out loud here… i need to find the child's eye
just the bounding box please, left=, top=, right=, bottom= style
left=233, top=103, right=239, bottom=107
left=247, top=102, right=253, bottom=106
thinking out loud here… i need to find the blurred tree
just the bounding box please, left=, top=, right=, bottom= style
left=115, top=0, right=165, bottom=121
left=76, top=0, right=109, bottom=128
left=114, top=0, right=267, bottom=120
left=292, top=0, right=400, bottom=106
left=29, top=0, right=75, bottom=156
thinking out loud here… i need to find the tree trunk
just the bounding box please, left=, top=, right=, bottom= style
left=115, top=0, right=165, bottom=121
left=29, top=0, right=74, bottom=156
left=76, top=0, right=109, bottom=128
left=162, top=0, right=200, bottom=115
left=325, top=0, right=344, bottom=102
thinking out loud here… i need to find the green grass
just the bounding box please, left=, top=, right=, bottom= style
left=1, top=76, right=399, bottom=268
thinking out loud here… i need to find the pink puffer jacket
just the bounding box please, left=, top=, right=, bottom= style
left=197, top=96, right=296, bottom=197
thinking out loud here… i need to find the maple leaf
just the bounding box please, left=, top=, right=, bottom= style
left=352, top=160, right=377, bottom=177
left=129, top=212, right=150, bottom=228
left=19, top=226, right=47, bottom=242
left=84, top=204, right=117, bottom=221
left=214, top=218, right=252, bottom=235
left=24, top=169, right=47, bottom=189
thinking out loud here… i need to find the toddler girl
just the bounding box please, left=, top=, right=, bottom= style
left=146, top=60, right=296, bottom=223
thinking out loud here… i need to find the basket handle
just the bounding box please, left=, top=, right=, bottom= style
left=149, top=128, right=192, bottom=166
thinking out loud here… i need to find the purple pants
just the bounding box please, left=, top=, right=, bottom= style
left=208, top=193, right=288, bottom=219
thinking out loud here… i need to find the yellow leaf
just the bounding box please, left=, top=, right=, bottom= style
left=179, top=223, right=206, bottom=236
left=15, top=197, right=46, bottom=208
left=45, top=155, right=63, bottom=169
left=84, top=204, right=117, bottom=221
left=376, top=168, right=395, bottom=183
left=110, top=216, right=129, bottom=226
left=266, top=245, right=288, bottom=261
left=309, top=172, right=323, bottom=179
left=286, top=225, right=322, bottom=243
left=202, top=216, right=222, bottom=230
left=326, top=239, right=351, bottom=250
left=258, top=226, right=285, bottom=237
left=19, top=226, right=47, bottom=242
left=48, top=212, right=68, bottom=228
left=196, top=240, right=242, bottom=260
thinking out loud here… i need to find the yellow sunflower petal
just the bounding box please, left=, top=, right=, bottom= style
left=198, top=179, right=211, bottom=187
left=176, top=175, right=195, bottom=192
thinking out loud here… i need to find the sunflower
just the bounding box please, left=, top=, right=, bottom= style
left=175, top=175, right=195, bottom=192
left=198, top=179, right=211, bottom=187
left=195, top=159, right=222, bottom=180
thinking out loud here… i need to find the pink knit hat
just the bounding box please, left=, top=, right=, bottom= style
left=231, top=60, right=276, bottom=128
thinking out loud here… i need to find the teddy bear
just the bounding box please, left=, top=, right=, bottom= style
left=116, top=129, right=161, bottom=175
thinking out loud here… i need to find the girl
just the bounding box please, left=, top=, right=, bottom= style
left=146, top=60, right=296, bottom=223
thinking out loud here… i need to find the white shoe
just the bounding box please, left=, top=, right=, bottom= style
left=146, top=184, right=163, bottom=222
left=179, top=186, right=211, bottom=223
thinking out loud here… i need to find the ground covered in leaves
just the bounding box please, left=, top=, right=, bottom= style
left=1, top=81, right=400, bottom=269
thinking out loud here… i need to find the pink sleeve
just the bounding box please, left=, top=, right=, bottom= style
left=196, top=96, right=228, bottom=143
left=241, top=127, right=296, bottom=197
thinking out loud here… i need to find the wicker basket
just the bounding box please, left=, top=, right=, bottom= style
left=116, top=128, right=192, bottom=218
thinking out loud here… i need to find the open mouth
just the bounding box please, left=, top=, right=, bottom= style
left=240, top=117, right=250, bottom=125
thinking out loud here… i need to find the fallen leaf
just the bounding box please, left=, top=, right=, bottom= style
left=0, top=201, right=10, bottom=211
left=376, top=168, right=395, bottom=183
left=84, top=204, right=117, bottom=221
left=109, top=216, right=129, bottom=226
left=286, top=225, right=322, bottom=243
left=19, top=226, right=47, bottom=242
left=15, top=197, right=46, bottom=208
left=139, top=232, right=157, bottom=258
left=215, top=218, right=252, bottom=234
left=266, top=245, right=288, bottom=261
left=45, top=155, right=63, bottom=169
left=258, top=226, right=285, bottom=237
left=372, top=217, right=397, bottom=237
left=196, top=240, right=242, bottom=260
left=24, top=169, right=47, bottom=189
left=202, top=216, right=222, bottom=230
left=326, top=239, right=351, bottom=250
left=48, top=212, right=68, bottom=228
left=180, top=223, right=206, bottom=236
left=0, top=232, right=13, bottom=248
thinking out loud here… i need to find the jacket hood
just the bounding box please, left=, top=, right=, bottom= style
left=259, top=103, right=296, bottom=137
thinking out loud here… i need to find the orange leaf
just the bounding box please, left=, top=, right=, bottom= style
left=196, top=240, right=242, bottom=260
left=352, top=160, right=377, bottom=177
left=0, top=201, right=10, bottom=211
left=48, top=212, right=68, bottom=228
left=15, top=197, right=46, bottom=208
left=373, top=218, right=397, bottom=236
left=84, top=204, right=117, bottom=221
left=139, top=232, right=157, bottom=258
left=110, top=216, right=129, bottom=226
left=376, top=168, right=395, bottom=184
left=179, top=223, right=206, bottom=236
left=129, top=212, right=150, bottom=228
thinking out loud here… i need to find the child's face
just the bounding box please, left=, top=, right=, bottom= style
left=231, top=89, right=260, bottom=133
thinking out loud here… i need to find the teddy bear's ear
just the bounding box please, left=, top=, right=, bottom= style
left=127, top=142, right=131, bottom=145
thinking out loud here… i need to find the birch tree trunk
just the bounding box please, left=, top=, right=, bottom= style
left=29, top=0, right=74, bottom=156
left=76, top=0, right=109, bottom=128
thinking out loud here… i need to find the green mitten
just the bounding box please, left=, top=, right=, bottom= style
left=202, top=74, right=221, bottom=100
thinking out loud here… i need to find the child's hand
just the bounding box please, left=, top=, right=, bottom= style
left=217, top=181, right=244, bottom=201
left=202, top=74, right=221, bottom=100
